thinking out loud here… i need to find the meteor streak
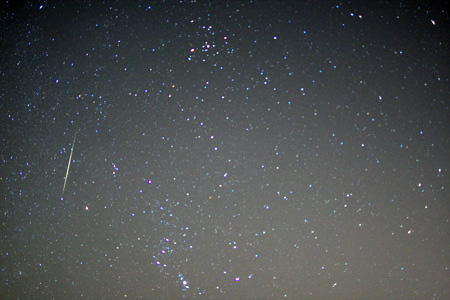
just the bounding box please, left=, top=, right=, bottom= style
left=62, top=130, right=78, bottom=198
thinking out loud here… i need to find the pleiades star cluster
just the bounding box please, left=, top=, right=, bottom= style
left=1, top=1, right=449, bottom=299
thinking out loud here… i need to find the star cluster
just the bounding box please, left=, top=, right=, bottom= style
left=1, top=1, right=449, bottom=299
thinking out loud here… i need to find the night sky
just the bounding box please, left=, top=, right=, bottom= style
left=1, top=1, right=449, bottom=299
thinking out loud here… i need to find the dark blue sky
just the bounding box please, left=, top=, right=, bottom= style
left=1, top=1, right=449, bottom=299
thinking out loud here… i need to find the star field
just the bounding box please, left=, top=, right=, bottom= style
left=1, top=1, right=449, bottom=299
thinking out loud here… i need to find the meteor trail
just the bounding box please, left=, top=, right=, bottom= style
left=62, top=129, right=78, bottom=198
